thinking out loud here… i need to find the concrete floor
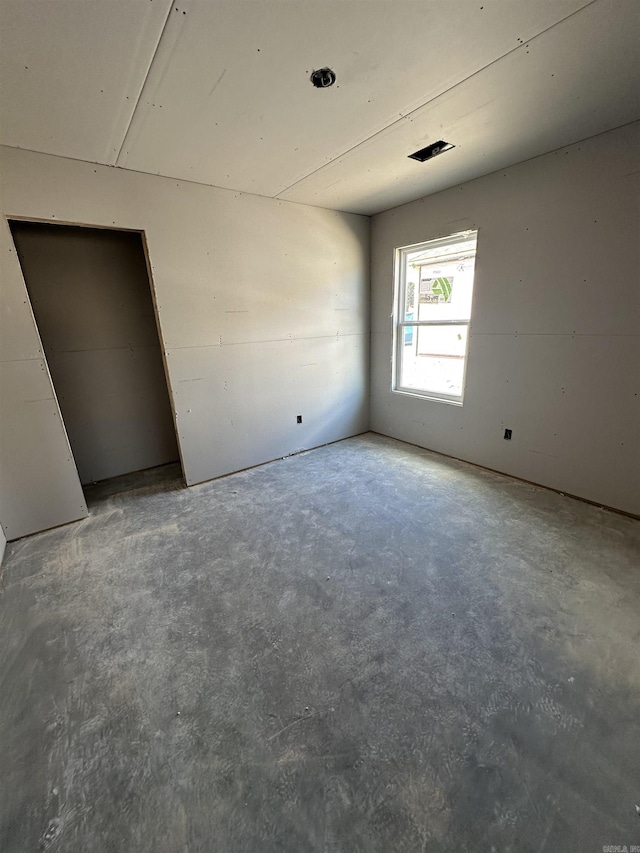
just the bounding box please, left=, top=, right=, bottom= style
left=1, top=433, right=639, bottom=853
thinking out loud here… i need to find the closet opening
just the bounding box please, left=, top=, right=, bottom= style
left=9, top=220, right=183, bottom=493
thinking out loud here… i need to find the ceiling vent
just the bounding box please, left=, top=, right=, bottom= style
left=408, top=140, right=455, bottom=162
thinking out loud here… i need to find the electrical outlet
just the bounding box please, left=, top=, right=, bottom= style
left=297, top=415, right=302, bottom=424
left=504, top=428, right=512, bottom=440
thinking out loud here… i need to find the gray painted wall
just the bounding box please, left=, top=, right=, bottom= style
left=0, top=146, right=370, bottom=540
left=371, top=121, right=640, bottom=516
left=10, top=222, right=179, bottom=484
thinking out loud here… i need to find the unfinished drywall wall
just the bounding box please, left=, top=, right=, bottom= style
left=0, top=146, right=369, bottom=539
left=371, top=121, right=640, bottom=515
left=0, top=216, right=89, bottom=540
left=9, top=222, right=179, bottom=484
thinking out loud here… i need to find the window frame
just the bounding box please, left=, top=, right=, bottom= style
left=392, top=230, right=478, bottom=405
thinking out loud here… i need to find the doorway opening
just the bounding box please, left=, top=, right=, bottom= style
left=9, top=220, right=183, bottom=491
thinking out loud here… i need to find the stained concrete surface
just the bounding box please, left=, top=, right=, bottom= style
left=1, top=433, right=639, bottom=853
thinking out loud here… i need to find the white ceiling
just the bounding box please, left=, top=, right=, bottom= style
left=1, top=0, right=638, bottom=215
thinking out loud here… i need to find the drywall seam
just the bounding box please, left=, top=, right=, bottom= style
left=168, top=331, right=367, bottom=351
left=2, top=146, right=370, bottom=216
left=115, top=0, right=176, bottom=166
left=273, top=0, right=597, bottom=199
left=372, top=116, right=640, bottom=218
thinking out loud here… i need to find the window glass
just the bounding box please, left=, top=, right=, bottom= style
left=394, top=232, right=478, bottom=403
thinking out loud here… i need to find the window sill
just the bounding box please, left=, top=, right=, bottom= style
left=392, top=387, right=464, bottom=406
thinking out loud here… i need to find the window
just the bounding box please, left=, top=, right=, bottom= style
left=393, top=230, right=478, bottom=404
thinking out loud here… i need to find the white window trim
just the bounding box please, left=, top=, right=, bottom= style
left=392, top=231, right=478, bottom=405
